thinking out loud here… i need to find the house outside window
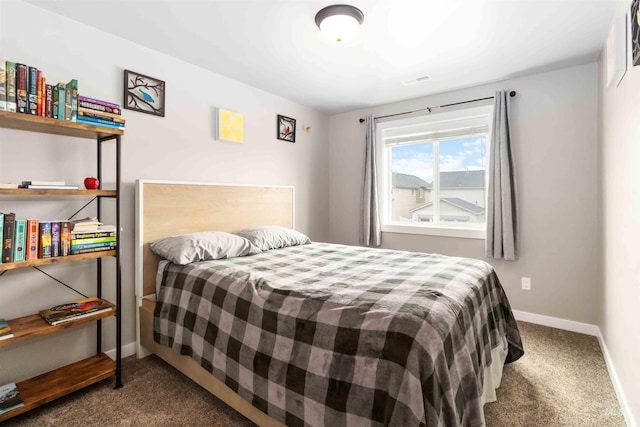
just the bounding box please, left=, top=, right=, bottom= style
left=377, top=105, right=492, bottom=239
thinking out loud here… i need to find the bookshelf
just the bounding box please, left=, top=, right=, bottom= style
left=0, top=111, right=122, bottom=422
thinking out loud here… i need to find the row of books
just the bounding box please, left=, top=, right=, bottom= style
left=1, top=213, right=117, bottom=264
left=0, top=58, right=125, bottom=130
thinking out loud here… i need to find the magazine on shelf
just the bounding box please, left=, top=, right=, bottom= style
left=0, top=383, right=24, bottom=415
left=39, top=297, right=113, bottom=326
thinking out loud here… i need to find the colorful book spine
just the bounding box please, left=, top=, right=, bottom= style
left=6, top=61, right=17, bottom=112
left=27, top=66, right=37, bottom=115
left=45, top=84, right=52, bottom=118
left=0, top=59, right=6, bottom=111
left=71, top=231, right=116, bottom=239
left=77, top=95, right=120, bottom=109
left=26, top=219, right=39, bottom=260
left=69, top=246, right=115, bottom=255
left=39, top=221, right=52, bottom=259
left=57, top=83, right=65, bottom=120
left=52, top=84, right=59, bottom=119
left=13, top=219, right=26, bottom=262
left=36, top=70, right=43, bottom=116
left=71, top=236, right=117, bottom=245
left=51, top=221, right=61, bottom=257
left=78, top=110, right=125, bottom=123
left=76, top=116, right=125, bottom=129
left=0, top=213, right=3, bottom=264
left=16, top=64, right=27, bottom=114
left=2, top=213, right=16, bottom=263
left=71, top=241, right=116, bottom=251
left=64, top=81, right=71, bottom=121
left=66, top=79, right=78, bottom=122
left=60, top=220, right=71, bottom=256
left=78, top=99, right=121, bottom=115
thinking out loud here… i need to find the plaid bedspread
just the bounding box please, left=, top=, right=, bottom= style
left=154, top=242, right=523, bottom=427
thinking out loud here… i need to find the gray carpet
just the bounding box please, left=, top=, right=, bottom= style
left=4, top=321, right=626, bottom=426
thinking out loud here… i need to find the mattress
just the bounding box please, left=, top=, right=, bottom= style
left=153, top=242, right=523, bottom=426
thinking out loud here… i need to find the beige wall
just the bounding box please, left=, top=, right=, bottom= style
left=598, top=21, right=640, bottom=424
left=0, top=1, right=329, bottom=384
left=329, top=63, right=599, bottom=324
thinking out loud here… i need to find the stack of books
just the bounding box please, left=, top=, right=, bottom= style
left=0, top=383, right=24, bottom=416
left=0, top=58, right=123, bottom=130
left=0, top=213, right=116, bottom=263
left=18, top=180, right=78, bottom=190
left=71, top=217, right=117, bottom=254
left=39, top=297, right=113, bottom=325
left=76, top=95, right=125, bottom=130
left=0, top=319, right=13, bottom=341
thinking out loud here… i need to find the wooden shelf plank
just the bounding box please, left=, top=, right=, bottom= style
left=0, top=250, right=116, bottom=272
left=0, top=354, right=116, bottom=422
left=0, top=299, right=116, bottom=348
left=0, top=189, right=116, bottom=197
left=0, top=110, right=123, bottom=139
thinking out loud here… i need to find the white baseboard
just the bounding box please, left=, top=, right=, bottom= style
left=511, top=309, right=599, bottom=336
left=512, top=310, right=636, bottom=427
left=105, top=341, right=137, bottom=361
left=596, top=330, right=637, bottom=427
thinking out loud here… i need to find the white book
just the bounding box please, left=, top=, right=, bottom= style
left=23, top=185, right=79, bottom=190
left=21, top=180, right=66, bottom=186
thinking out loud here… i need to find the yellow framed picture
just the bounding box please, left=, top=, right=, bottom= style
left=215, top=108, right=244, bottom=143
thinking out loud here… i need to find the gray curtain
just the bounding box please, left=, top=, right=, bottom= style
left=360, top=115, right=381, bottom=247
left=486, top=91, right=518, bottom=260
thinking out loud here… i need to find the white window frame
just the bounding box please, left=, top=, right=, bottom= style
left=376, top=105, right=493, bottom=240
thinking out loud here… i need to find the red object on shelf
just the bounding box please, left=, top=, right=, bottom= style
left=83, top=177, right=99, bottom=190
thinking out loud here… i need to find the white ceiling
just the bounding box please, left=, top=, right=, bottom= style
left=25, top=0, right=617, bottom=114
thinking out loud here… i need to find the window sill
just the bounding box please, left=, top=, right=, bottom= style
left=381, top=223, right=486, bottom=240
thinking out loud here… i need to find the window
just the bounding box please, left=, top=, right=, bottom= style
left=377, top=106, right=492, bottom=239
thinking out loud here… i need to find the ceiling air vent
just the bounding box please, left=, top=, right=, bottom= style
left=402, top=75, right=432, bottom=86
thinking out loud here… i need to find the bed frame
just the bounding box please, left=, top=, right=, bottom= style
left=135, top=180, right=292, bottom=427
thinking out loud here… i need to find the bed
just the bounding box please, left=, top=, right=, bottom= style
left=135, top=180, right=523, bottom=427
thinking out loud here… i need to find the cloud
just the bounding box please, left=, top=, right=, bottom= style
left=390, top=136, right=487, bottom=181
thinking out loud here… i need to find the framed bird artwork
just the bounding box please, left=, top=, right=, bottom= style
left=277, top=114, right=296, bottom=142
left=123, top=69, right=166, bottom=117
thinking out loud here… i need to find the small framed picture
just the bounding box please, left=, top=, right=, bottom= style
left=277, top=115, right=296, bottom=143
left=123, top=69, right=165, bottom=117
left=632, top=0, right=640, bottom=66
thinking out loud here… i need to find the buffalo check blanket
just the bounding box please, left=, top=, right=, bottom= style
left=154, top=242, right=524, bottom=427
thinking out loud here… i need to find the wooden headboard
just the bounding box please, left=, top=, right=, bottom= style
left=135, top=180, right=294, bottom=298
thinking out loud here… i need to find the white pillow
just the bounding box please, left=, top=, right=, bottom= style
left=234, top=226, right=311, bottom=251
left=149, top=231, right=261, bottom=265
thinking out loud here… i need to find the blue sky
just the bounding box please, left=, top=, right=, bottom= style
left=391, top=136, right=486, bottom=182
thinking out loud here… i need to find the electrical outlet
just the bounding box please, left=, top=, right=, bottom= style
left=521, top=277, right=531, bottom=290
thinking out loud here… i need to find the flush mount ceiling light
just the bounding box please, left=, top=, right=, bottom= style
left=315, top=4, right=364, bottom=44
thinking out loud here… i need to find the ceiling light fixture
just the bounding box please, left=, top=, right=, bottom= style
left=315, top=4, right=364, bottom=44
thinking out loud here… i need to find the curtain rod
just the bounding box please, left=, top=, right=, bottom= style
left=358, top=90, right=516, bottom=123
